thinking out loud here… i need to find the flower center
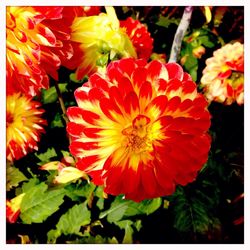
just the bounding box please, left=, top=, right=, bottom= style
left=6, top=12, right=16, bottom=30
left=6, top=112, right=14, bottom=127
left=122, top=115, right=153, bottom=153
left=227, top=72, right=244, bottom=88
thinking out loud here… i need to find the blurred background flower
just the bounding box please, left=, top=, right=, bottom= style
left=6, top=93, right=47, bottom=161
left=200, top=42, right=244, bottom=105
left=67, top=58, right=211, bottom=202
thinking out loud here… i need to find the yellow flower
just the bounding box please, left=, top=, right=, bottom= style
left=6, top=93, right=47, bottom=161
left=70, top=7, right=137, bottom=80
left=201, top=42, right=244, bottom=105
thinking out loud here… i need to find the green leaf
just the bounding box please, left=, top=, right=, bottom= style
left=99, top=195, right=162, bottom=223
left=6, top=163, right=28, bottom=191
left=170, top=185, right=221, bottom=236
left=65, top=182, right=95, bottom=202
left=20, top=182, right=65, bottom=224
left=21, top=178, right=39, bottom=193
left=125, top=197, right=162, bottom=217
left=41, top=83, right=68, bottom=104
left=115, top=220, right=134, bottom=244
left=47, top=202, right=91, bottom=243
left=35, top=148, right=57, bottom=164
left=156, top=15, right=180, bottom=28
left=50, top=113, right=64, bottom=128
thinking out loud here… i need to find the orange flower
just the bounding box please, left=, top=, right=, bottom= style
left=67, top=58, right=211, bottom=202
left=6, top=93, right=47, bottom=161
left=201, top=42, right=244, bottom=105
left=6, top=6, right=84, bottom=97
left=120, top=17, right=153, bottom=60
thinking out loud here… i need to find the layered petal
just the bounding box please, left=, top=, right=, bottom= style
left=67, top=58, right=211, bottom=202
left=200, top=42, right=244, bottom=105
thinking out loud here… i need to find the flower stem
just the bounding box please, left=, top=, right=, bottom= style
left=54, top=81, right=69, bottom=124
left=169, top=6, right=193, bottom=63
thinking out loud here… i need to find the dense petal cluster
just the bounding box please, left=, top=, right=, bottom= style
left=6, top=93, right=47, bottom=161
left=120, top=17, right=153, bottom=60
left=70, top=7, right=137, bottom=80
left=6, top=6, right=87, bottom=97
left=200, top=42, right=244, bottom=105
left=67, top=58, right=211, bottom=202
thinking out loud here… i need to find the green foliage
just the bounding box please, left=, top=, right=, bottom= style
left=100, top=195, right=161, bottom=223
left=6, top=163, right=28, bottom=191
left=47, top=202, right=91, bottom=243
left=41, top=83, right=68, bottom=104
left=170, top=181, right=221, bottom=238
left=115, top=220, right=134, bottom=244
left=50, top=113, right=64, bottom=128
left=20, top=182, right=65, bottom=224
left=156, top=15, right=180, bottom=28
left=35, top=147, right=57, bottom=165
left=65, top=182, right=96, bottom=202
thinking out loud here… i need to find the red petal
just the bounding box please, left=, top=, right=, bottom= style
left=118, top=77, right=134, bottom=95
left=182, top=81, right=197, bottom=94
left=117, top=58, right=137, bottom=77
left=165, top=62, right=184, bottom=80
left=166, top=96, right=181, bottom=112
left=145, top=95, right=168, bottom=116
left=100, top=97, right=122, bottom=122
left=76, top=155, right=100, bottom=170
left=139, top=81, right=152, bottom=100
left=146, top=60, right=163, bottom=80
left=89, top=74, right=110, bottom=92
left=124, top=91, right=140, bottom=115
left=132, top=67, right=147, bottom=88
left=166, top=79, right=182, bottom=92
left=67, top=122, right=85, bottom=137
left=83, top=128, right=102, bottom=138
left=67, top=107, right=100, bottom=125
left=109, top=86, right=124, bottom=108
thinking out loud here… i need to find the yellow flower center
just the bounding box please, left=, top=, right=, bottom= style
left=122, top=115, right=153, bottom=154
left=227, top=72, right=244, bottom=88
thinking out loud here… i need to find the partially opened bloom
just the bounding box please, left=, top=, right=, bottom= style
left=200, top=42, right=244, bottom=105
left=120, top=17, right=153, bottom=60
left=6, top=93, right=47, bottom=161
left=67, top=58, right=211, bottom=202
left=70, top=7, right=137, bottom=80
left=6, top=6, right=85, bottom=97
left=6, top=193, right=25, bottom=223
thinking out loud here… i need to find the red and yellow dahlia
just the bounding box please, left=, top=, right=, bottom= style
left=6, top=93, right=47, bottom=161
left=120, top=17, right=153, bottom=60
left=6, top=6, right=86, bottom=97
left=67, top=58, right=211, bottom=202
left=200, top=42, right=244, bottom=105
left=70, top=7, right=137, bottom=80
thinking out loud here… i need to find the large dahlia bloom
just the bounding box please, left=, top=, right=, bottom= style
left=6, top=93, right=47, bottom=161
left=6, top=6, right=90, bottom=97
left=70, top=7, right=137, bottom=80
left=67, top=58, right=211, bottom=202
left=200, top=42, right=244, bottom=105
left=120, top=17, right=153, bottom=60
